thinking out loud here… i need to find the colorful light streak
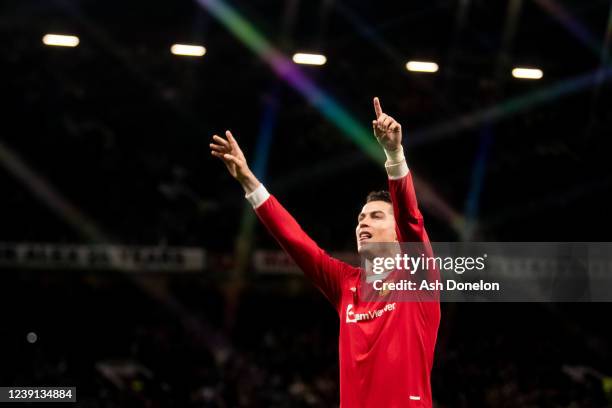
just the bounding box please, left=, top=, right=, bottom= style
left=196, top=0, right=463, bottom=230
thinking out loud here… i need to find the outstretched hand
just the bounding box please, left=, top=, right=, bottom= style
left=372, top=97, right=402, bottom=152
left=210, top=130, right=260, bottom=193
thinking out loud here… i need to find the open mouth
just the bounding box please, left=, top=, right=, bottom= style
left=359, top=231, right=372, bottom=242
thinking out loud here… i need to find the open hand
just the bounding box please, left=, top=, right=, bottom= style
left=210, top=130, right=259, bottom=193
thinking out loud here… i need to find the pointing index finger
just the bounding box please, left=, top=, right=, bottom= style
left=373, top=97, right=383, bottom=118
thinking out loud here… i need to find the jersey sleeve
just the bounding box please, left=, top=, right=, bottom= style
left=387, top=166, right=440, bottom=305
left=387, top=169, right=430, bottom=244
left=253, top=193, right=349, bottom=308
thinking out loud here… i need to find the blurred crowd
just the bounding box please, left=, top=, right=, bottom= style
left=1, top=270, right=610, bottom=407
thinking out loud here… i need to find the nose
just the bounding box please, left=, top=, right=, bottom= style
left=358, top=220, right=370, bottom=230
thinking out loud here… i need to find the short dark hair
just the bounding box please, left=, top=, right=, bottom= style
left=365, top=190, right=392, bottom=204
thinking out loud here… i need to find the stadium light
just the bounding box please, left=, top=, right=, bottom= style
left=406, top=61, right=439, bottom=73
left=292, top=53, right=327, bottom=66
left=42, top=34, right=79, bottom=47
left=170, top=44, right=206, bottom=57
left=512, top=67, right=543, bottom=79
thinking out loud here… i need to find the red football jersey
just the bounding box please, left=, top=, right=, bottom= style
left=254, top=172, right=440, bottom=407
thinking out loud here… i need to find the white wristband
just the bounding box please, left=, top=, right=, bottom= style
left=384, top=147, right=409, bottom=180
left=245, top=184, right=270, bottom=209
left=385, top=160, right=409, bottom=180
left=384, top=147, right=405, bottom=164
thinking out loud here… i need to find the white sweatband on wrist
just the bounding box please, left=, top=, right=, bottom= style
left=385, top=160, right=409, bottom=180
left=384, top=147, right=409, bottom=180
left=245, top=183, right=270, bottom=209
left=384, top=147, right=405, bottom=164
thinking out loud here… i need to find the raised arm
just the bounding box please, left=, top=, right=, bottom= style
left=210, top=131, right=350, bottom=308
left=373, top=99, right=439, bottom=307
left=372, top=97, right=429, bottom=244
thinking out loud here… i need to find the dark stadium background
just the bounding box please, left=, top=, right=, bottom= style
left=1, top=0, right=611, bottom=406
